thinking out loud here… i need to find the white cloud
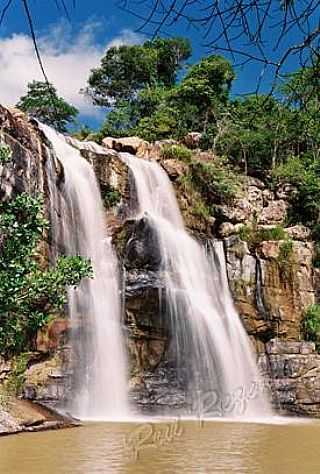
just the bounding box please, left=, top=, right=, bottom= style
left=0, top=22, right=142, bottom=118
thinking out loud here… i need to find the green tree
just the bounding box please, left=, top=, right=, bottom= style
left=0, top=190, right=92, bottom=356
left=273, top=156, right=320, bottom=228
left=213, top=96, right=302, bottom=174
left=99, top=53, right=235, bottom=142
left=85, top=37, right=191, bottom=107
left=17, top=81, right=78, bottom=133
left=281, top=61, right=320, bottom=160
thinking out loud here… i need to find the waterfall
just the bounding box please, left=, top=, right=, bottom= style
left=40, top=124, right=129, bottom=420
left=122, top=153, right=271, bottom=417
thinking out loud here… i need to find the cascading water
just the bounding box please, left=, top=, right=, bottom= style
left=122, top=153, right=271, bottom=417
left=40, top=123, right=129, bottom=420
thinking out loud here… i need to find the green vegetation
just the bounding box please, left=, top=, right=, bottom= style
left=0, top=190, right=92, bottom=356
left=238, top=224, right=288, bottom=249
left=160, top=144, right=192, bottom=162
left=2, top=354, right=29, bottom=397
left=0, top=143, right=13, bottom=164
left=100, top=183, right=121, bottom=208
left=17, top=81, right=79, bottom=132
left=188, top=158, right=240, bottom=204
left=259, top=226, right=288, bottom=242
left=82, top=39, right=320, bottom=241
left=85, top=37, right=191, bottom=107
left=191, top=200, right=211, bottom=220
left=302, top=304, right=320, bottom=350
left=85, top=38, right=233, bottom=141
left=277, top=240, right=294, bottom=278
left=272, top=156, right=320, bottom=230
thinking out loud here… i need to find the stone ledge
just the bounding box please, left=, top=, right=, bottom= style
left=266, top=339, right=315, bottom=355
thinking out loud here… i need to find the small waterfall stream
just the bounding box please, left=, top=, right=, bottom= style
left=40, top=124, right=129, bottom=420
left=122, top=154, right=271, bottom=417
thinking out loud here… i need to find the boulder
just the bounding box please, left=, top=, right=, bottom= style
left=183, top=132, right=202, bottom=149
left=161, top=159, right=187, bottom=180
left=276, top=183, right=298, bottom=200
left=219, top=222, right=237, bottom=237
left=258, top=200, right=288, bottom=225
left=247, top=177, right=265, bottom=189
left=262, top=189, right=275, bottom=205
left=102, top=136, right=149, bottom=156
left=219, top=198, right=253, bottom=223
left=286, top=225, right=311, bottom=241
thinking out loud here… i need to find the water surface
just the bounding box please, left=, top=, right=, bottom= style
left=0, top=418, right=319, bottom=473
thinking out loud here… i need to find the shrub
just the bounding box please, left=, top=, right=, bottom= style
left=0, top=143, right=12, bottom=164
left=192, top=201, right=211, bottom=219
left=160, top=144, right=192, bottom=162
left=278, top=240, right=294, bottom=260
left=238, top=224, right=254, bottom=244
left=302, top=304, right=320, bottom=349
left=260, top=226, right=288, bottom=241
left=238, top=224, right=288, bottom=249
left=277, top=240, right=294, bottom=277
left=2, top=354, right=28, bottom=398
left=272, top=155, right=307, bottom=186
left=0, top=192, right=92, bottom=356
left=100, top=183, right=121, bottom=208
left=273, top=155, right=320, bottom=230
left=188, top=157, right=240, bottom=204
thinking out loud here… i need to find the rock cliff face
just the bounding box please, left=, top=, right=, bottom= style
left=1, top=106, right=320, bottom=419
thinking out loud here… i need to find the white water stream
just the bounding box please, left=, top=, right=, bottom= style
left=122, top=154, right=271, bottom=417
left=40, top=124, right=129, bottom=420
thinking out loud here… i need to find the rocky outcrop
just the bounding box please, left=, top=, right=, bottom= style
left=218, top=178, right=288, bottom=226
left=102, top=136, right=149, bottom=156
left=0, top=398, right=78, bottom=436
left=225, top=237, right=314, bottom=344
left=259, top=339, right=320, bottom=416
left=2, top=105, right=320, bottom=419
left=183, top=132, right=202, bottom=149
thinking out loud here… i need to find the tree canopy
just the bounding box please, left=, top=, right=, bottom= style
left=85, top=37, right=191, bottom=107
left=17, top=81, right=78, bottom=133
left=88, top=39, right=236, bottom=142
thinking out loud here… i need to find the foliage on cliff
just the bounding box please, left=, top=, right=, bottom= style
left=85, top=38, right=319, bottom=178
left=0, top=192, right=92, bottom=356
left=85, top=38, right=233, bottom=142
left=302, top=304, right=320, bottom=350
left=83, top=38, right=320, bottom=238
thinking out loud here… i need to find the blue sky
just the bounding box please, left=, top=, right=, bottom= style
left=0, top=0, right=314, bottom=128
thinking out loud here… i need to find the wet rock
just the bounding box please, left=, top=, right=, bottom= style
left=0, top=398, right=77, bottom=436
left=258, top=340, right=320, bottom=415
left=23, top=351, right=70, bottom=405
left=124, top=217, right=162, bottom=271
